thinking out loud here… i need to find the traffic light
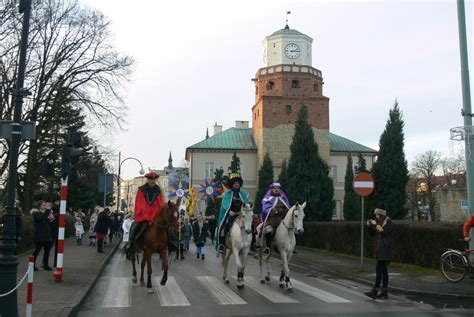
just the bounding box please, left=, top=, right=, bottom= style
left=61, top=128, right=83, bottom=179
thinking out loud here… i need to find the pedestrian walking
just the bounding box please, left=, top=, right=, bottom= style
left=1, top=205, right=24, bottom=255
left=184, top=218, right=193, bottom=251
left=364, top=207, right=393, bottom=300
left=74, top=209, right=86, bottom=245
left=177, top=215, right=187, bottom=260
left=122, top=213, right=133, bottom=244
left=88, top=208, right=99, bottom=246
left=94, top=208, right=111, bottom=253
left=193, top=213, right=209, bottom=260
left=31, top=201, right=54, bottom=271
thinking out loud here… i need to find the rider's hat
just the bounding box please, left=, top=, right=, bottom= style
left=228, top=172, right=243, bottom=187
left=145, top=171, right=159, bottom=179
left=270, top=182, right=281, bottom=188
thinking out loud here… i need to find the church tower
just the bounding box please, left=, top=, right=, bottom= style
left=252, top=24, right=330, bottom=175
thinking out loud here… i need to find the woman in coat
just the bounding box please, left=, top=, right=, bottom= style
left=31, top=201, right=54, bottom=271
left=365, top=207, right=393, bottom=300
left=192, top=214, right=209, bottom=260
left=88, top=208, right=99, bottom=246
left=94, top=208, right=111, bottom=253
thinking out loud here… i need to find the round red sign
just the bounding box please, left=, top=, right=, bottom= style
left=353, top=173, right=375, bottom=197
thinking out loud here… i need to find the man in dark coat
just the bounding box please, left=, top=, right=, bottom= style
left=365, top=207, right=393, bottom=300
left=31, top=201, right=54, bottom=271
left=50, top=197, right=60, bottom=267
left=94, top=208, right=112, bottom=253
left=193, top=213, right=209, bottom=260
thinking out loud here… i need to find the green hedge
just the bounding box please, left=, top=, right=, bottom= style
left=297, top=221, right=464, bottom=269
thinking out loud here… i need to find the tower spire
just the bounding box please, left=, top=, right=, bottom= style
left=285, top=10, right=291, bottom=28
left=206, top=128, right=209, bottom=139
left=168, top=151, right=173, bottom=169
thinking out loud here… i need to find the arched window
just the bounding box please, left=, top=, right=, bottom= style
left=291, top=80, right=300, bottom=88
left=266, top=81, right=274, bottom=90
left=285, top=105, right=292, bottom=114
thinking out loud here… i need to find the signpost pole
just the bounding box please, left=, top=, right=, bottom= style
left=360, top=197, right=364, bottom=271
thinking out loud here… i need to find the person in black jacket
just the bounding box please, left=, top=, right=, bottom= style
left=364, top=207, right=393, bottom=300
left=192, top=214, right=209, bottom=260
left=50, top=197, right=60, bottom=267
left=94, top=208, right=111, bottom=253
left=31, top=201, right=54, bottom=271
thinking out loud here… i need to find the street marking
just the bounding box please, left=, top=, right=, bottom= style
left=272, top=277, right=351, bottom=303
left=197, top=276, right=247, bottom=305
left=242, top=276, right=299, bottom=303
left=153, top=277, right=190, bottom=306
left=101, top=277, right=131, bottom=308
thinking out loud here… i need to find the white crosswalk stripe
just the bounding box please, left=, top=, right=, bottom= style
left=241, top=276, right=299, bottom=303
left=197, top=276, right=247, bottom=305
left=153, top=277, right=190, bottom=306
left=272, top=276, right=352, bottom=303
left=101, top=277, right=131, bottom=308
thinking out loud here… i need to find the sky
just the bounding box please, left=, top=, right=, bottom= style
left=80, top=0, right=472, bottom=179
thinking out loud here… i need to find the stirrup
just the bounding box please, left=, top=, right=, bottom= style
left=217, top=244, right=225, bottom=253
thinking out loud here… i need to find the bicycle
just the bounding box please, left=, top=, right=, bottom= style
left=440, top=239, right=474, bottom=282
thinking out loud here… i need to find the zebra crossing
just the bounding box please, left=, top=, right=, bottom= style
left=99, top=275, right=353, bottom=308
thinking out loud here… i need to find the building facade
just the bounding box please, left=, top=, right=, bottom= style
left=185, top=24, right=377, bottom=219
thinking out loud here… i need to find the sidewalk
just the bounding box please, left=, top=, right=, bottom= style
left=289, top=246, right=474, bottom=300
left=15, top=236, right=120, bottom=317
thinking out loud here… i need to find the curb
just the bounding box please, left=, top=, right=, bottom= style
left=288, top=256, right=474, bottom=301
left=63, top=240, right=121, bottom=317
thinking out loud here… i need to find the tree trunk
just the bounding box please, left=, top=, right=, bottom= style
left=23, top=140, right=39, bottom=211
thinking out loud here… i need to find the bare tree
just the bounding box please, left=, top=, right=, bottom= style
left=411, top=150, right=442, bottom=221
left=0, top=0, right=134, bottom=209
left=441, top=151, right=466, bottom=186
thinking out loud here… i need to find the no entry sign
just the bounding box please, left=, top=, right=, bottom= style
left=353, top=173, right=375, bottom=197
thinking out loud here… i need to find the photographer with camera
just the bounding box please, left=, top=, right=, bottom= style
left=364, top=207, right=393, bottom=300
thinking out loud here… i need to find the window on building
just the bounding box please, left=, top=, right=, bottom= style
left=313, top=83, right=318, bottom=93
left=291, top=80, right=300, bottom=88
left=266, top=81, right=274, bottom=90
left=285, top=105, right=292, bottom=114
left=205, top=162, right=215, bottom=179
left=330, top=165, right=337, bottom=181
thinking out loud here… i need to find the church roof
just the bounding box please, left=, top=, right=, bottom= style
left=329, top=133, right=377, bottom=154
left=186, top=127, right=377, bottom=155
left=187, top=128, right=257, bottom=152
left=270, top=25, right=306, bottom=37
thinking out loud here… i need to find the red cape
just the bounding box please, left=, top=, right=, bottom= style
left=134, top=186, right=164, bottom=224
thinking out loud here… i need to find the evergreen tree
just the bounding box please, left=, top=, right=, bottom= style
left=278, top=159, right=288, bottom=187
left=356, top=153, right=368, bottom=173
left=228, top=152, right=241, bottom=173
left=286, top=105, right=335, bottom=221
left=371, top=100, right=409, bottom=219
left=254, top=153, right=274, bottom=213
left=343, top=154, right=360, bottom=220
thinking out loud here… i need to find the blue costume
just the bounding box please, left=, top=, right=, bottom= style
left=215, top=173, right=250, bottom=252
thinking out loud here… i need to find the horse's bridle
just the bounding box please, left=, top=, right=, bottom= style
left=282, top=207, right=296, bottom=230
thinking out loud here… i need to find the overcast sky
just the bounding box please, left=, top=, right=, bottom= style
left=81, top=0, right=472, bottom=179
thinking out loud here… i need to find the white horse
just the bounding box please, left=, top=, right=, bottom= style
left=258, top=202, right=306, bottom=293
left=222, top=205, right=253, bottom=288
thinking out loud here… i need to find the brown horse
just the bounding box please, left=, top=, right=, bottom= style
left=131, top=200, right=179, bottom=293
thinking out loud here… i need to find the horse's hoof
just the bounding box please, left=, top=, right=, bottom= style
left=160, top=279, right=167, bottom=286
left=132, top=277, right=137, bottom=284
left=287, top=288, right=293, bottom=293
left=279, top=284, right=285, bottom=289
left=224, top=280, right=230, bottom=285
left=237, top=284, right=244, bottom=289
left=265, top=276, right=270, bottom=282
left=147, top=288, right=155, bottom=294
left=260, top=279, right=266, bottom=284
left=140, top=281, right=145, bottom=287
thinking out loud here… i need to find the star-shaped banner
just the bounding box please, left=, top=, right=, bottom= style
left=199, top=179, right=223, bottom=202
left=169, top=181, right=189, bottom=199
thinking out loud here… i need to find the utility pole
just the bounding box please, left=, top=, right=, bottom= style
left=0, top=1, right=32, bottom=316
left=456, top=0, right=474, bottom=249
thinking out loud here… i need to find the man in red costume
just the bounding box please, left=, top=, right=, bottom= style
left=124, top=171, right=164, bottom=255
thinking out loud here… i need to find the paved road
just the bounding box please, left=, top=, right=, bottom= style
left=77, top=244, right=473, bottom=317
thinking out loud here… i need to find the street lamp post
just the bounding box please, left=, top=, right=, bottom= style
left=116, top=151, right=145, bottom=214
left=0, top=1, right=32, bottom=316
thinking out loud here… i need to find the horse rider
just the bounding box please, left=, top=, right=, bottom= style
left=215, top=172, right=250, bottom=253
left=124, top=171, right=174, bottom=255
left=259, top=182, right=291, bottom=257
